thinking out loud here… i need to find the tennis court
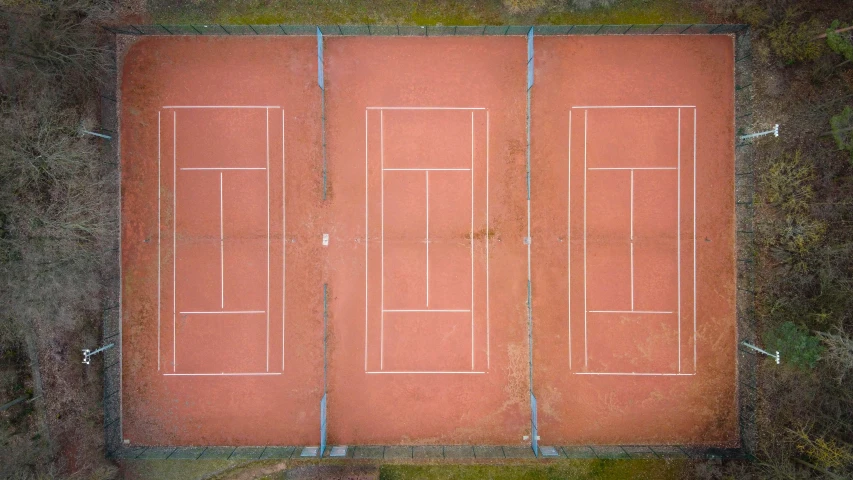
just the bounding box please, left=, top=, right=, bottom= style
left=120, top=33, right=736, bottom=449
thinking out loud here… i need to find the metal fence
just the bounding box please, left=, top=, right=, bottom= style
left=103, top=23, right=747, bottom=37
left=733, top=29, right=758, bottom=460
left=101, top=23, right=754, bottom=462
left=98, top=32, right=123, bottom=458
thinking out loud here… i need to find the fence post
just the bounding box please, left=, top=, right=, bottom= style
left=220, top=24, right=230, bottom=34
left=652, top=24, right=664, bottom=34
left=248, top=25, right=258, bottom=34
left=680, top=24, right=693, bottom=33
left=159, top=24, right=173, bottom=35
left=190, top=25, right=202, bottom=35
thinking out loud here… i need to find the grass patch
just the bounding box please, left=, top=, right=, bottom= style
left=537, top=0, right=701, bottom=25
left=149, top=0, right=704, bottom=26
left=379, top=459, right=687, bottom=480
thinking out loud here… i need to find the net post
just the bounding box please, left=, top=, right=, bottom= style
left=317, top=27, right=327, bottom=200
left=320, top=284, right=328, bottom=456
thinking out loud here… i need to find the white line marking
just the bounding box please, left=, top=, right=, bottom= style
left=588, top=167, right=676, bottom=171
left=630, top=169, right=634, bottom=311
left=567, top=110, right=571, bottom=370
left=583, top=109, right=588, bottom=367
left=693, top=108, right=697, bottom=372
left=574, top=372, right=695, bottom=376
left=425, top=171, right=429, bottom=307
left=384, top=168, right=471, bottom=171
left=366, top=371, right=487, bottom=374
left=162, top=105, right=281, bottom=109
left=364, top=109, right=369, bottom=372
left=179, top=311, right=266, bottom=314
left=180, top=167, right=266, bottom=171
left=164, top=372, right=283, bottom=376
left=266, top=108, right=270, bottom=372
left=486, top=109, right=490, bottom=369
left=281, top=110, right=287, bottom=371
left=220, top=172, right=224, bottom=309
left=587, top=310, right=674, bottom=314
left=383, top=309, right=471, bottom=313
left=571, top=105, right=696, bottom=109
left=366, top=107, right=487, bottom=110
left=380, top=109, right=385, bottom=371
left=157, top=111, right=161, bottom=371
left=470, top=111, right=475, bottom=370
left=677, top=108, right=682, bottom=373
left=173, top=111, right=177, bottom=372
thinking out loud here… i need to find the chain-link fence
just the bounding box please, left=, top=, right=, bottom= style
left=733, top=29, right=758, bottom=460
left=98, top=31, right=123, bottom=458
left=102, top=24, right=753, bottom=462
left=103, top=23, right=747, bottom=36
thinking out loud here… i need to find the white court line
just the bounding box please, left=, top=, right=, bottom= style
left=164, top=372, right=283, bottom=376
left=157, top=111, right=161, bottom=371
left=383, top=309, right=470, bottom=313
left=173, top=111, right=177, bottom=372
left=425, top=171, right=429, bottom=307
left=266, top=108, right=270, bottom=372
left=588, top=167, right=676, bottom=171
left=180, top=167, right=266, bottom=171
left=366, top=107, right=486, bottom=110
left=380, top=109, right=385, bottom=371
left=588, top=310, right=673, bottom=314
left=583, top=110, right=588, bottom=367
left=281, top=110, right=287, bottom=371
left=677, top=108, right=682, bottom=373
left=574, top=372, right=695, bottom=376
left=366, top=371, right=486, bottom=374
left=486, top=109, right=490, bottom=369
left=693, top=108, right=697, bottom=372
left=470, top=111, right=475, bottom=370
left=364, top=109, right=369, bottom=372
left=384, top=168, right=470, bottom=171
left=567, top=110, right=571, bottom=370
left=162, top=105, right=281, bottom=109
left=179, top=310, right=265, bottom=314
left=220, top=172, right=224, bottom=309
left=630, top=169, right=634, bottom=311
left=571, top=105, right=695, bottom=109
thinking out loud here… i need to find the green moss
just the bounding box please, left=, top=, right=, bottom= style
left=379, top=459, right=686, bottom=480
left=537, top=0, right=702, bottom=25
left=151, top=0, right=703, bottom=26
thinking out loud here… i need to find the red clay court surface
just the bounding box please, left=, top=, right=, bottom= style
left=120, top=34, right=736, bottom=447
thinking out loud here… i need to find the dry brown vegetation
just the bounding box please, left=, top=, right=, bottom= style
left=0, top=1, right=120, bottom=478
left=2, top=0, right=853, bottom=478
left=697, top=0, right=853, bottom=478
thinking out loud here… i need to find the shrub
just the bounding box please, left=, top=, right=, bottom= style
left=829, top=106, right=853, bottom=162
left=763, top=150, right=815, bottom=215
left=826, top=20, right=853, bottom=63
left=765, top=321, right=824, bottom=369
left=766, top=9, right=824, bottom=64
left=816, top=329, right=853, bottom=383
left=790, top=427, right=853, bottom=470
